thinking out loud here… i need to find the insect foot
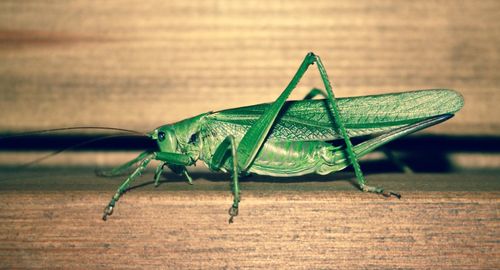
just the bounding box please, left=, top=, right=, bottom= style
left=102, top=201, right=115, bottom=221
left=361, top=184, right=401, bottom=199
left=382, top=190, right=402, bottom=199
left=228, top=206, right=239, bottom=224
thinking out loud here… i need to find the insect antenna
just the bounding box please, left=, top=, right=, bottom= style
left=0, top=127, right=151, bottom=168
left=19, top=134, right=151, bottom=169
left=0, top=126, right=147, bottom=140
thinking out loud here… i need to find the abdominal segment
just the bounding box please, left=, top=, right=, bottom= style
left=248, top=140, right=350, bottom=177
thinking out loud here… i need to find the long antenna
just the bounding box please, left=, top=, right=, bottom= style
left=0, top=126, right=147, bottom=140
left=0, top=126, right=150, bottom=168
left=16, top=133, right=151, bottom=168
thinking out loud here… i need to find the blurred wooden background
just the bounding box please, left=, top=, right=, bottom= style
left=1, top=1, right=499, bottom=269
left=0, top=0, right=499, bottom=135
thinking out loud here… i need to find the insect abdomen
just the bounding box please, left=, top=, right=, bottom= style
left=248, top=141, right=349, bottom=177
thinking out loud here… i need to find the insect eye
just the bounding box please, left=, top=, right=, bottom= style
left=158, top=131, right=166, bottom=142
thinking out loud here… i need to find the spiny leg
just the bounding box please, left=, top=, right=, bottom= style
left=210, top=135, right=240, bottom=223
left=312, top=54, right=400, bottom=198
left=154, top=162, right=167, bottom=187
left=236, top=52, right=319, bottom=171
left=182, top=169, right=194, bottom=184
left=236, top=52, right=398, bottom=198
left=154, top=162, right=193, bottom=187
left=103, top=151, right=194, bottom=221
left=102, top=154, right=153, bottom=220
left=166, top=165, right=194, bottom=185
left=302, top=87, right=395, bottom=193
left=96, top=150, right=152, bottom=177
left=350, top=115, right=454, bottom=198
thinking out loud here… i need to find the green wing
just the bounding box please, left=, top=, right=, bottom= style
left=205, top=89, right=463, bottom=142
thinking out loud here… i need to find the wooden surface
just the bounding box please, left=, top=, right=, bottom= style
left=0, top=0, right=499, bottom=135
left=0, top=168, right=499, bottom=269
left=1, top=1, right=500, bottom=269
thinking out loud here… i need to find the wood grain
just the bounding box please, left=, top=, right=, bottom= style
left=1, top=2, right=499, bottom=268
left=0, top=169, right=498, bottom=269
left=0, top=0, right=499, bottom=135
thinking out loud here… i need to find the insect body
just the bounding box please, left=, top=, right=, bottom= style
left=101, top=53, right=464, bottom=223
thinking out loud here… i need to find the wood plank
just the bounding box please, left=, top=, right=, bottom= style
left=0, top=168, right=498, bottom=269
left=0, top=0, right=499, bottom=134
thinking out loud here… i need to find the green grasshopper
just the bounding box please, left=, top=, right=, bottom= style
left=101, top=52, right=464, bottom=223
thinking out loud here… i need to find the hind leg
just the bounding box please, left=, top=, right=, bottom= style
left=303, top=88, right=327, bottom=100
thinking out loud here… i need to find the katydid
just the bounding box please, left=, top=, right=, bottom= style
left=100, top=52, right=464, bottom=223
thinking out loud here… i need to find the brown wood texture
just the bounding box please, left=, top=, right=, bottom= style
left=0, top=169, right=499, bottom=269
left=1, top=1, right=499, bottom=269
left=0, top=0, right=499, bottom=135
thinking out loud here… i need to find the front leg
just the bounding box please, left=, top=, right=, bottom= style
left=102, top=151, right=194, bottom=221
left=102, top=154, right=154, bottom=220
left=96, top=150, right=152, bottom=177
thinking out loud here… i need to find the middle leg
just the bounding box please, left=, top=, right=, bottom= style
left=210, top=135, right=240, bottom=223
